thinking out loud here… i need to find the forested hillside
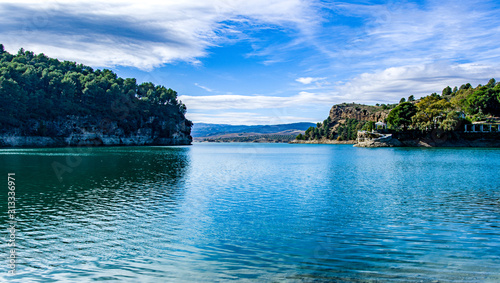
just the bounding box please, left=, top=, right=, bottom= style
left=386, top=79, right=500, bottom=132
left=0, top=44, right=192, bottom=146
left=296, top=79, right=500, bottom=142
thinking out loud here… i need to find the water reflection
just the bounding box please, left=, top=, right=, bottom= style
left=314, top=146, right=500, bottom=281
left=1, top=144, right=499, bottom=282
left=0, top=146, right=190, bottom=282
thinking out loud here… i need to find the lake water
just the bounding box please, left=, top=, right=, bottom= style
left=1, top=143, right=500, bottom=282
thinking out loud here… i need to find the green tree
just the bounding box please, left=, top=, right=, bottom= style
left=305, top=126, right=314, bottom=140
left=442, top=86, right=452, bottom=96
left=486, top=78, right=496, bottom=88
left=441, top=111, right=463, bottom=131
left=408, top=95, right=415, bottom=102
left=386, top=102, right=417, bottom=130
left=399, top=97, right=406, bottom=103
left=413, top=96, right=453, bottom=130
left=459, top=83, right=472, bottom=91
left=466, top=86, right=500, bottom=116
left=0, top=45, right=191, bottom=138
left=313, top=127, right=320, bottom=140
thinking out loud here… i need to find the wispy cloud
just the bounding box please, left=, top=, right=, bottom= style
left=194, top=83, right=214, bottom=93
left=322, top=0, right=500, bottom=69
left=291, top=0, right=500, bottom=107
left=336, top=62, right=500, bottom=104
left=182, top=61, right=500, bottom=124
left=0, top=0, right=318, bottom=70
left=179, top=91, right=337, bottom=110
left=186, top=112, right=314, bottom=125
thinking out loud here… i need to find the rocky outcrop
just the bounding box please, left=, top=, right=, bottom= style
left=325, top=104, right=389, bottom=135
left=0, top=116, right=192, bottom=148
left=329, top=104, right=388, bottom=123
left=355, top=131, right=402, bottom=147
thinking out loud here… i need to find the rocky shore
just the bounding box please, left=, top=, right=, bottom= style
left=355, top=131, right=500, bottom=147
left=290, top=131, right=500, bottom=147
left=289, top=139, right=355, bottom=145
left=0, top=135, right=191, bottom=147
left=0, top=116, right=192, bottom=148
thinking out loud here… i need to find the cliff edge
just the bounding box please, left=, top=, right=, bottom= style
left=0, top=115, right=192, bottom=147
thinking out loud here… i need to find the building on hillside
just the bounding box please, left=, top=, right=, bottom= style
left=375, top=121, right=387, bottom=130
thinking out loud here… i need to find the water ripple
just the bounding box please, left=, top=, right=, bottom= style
left=1, top=144, right=500, bottom=282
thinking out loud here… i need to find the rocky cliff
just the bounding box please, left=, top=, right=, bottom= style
left=355, top=131, right=402, bottom=147
left=0, top=115, right=192, bottom=148
left=327, top=104, right=389, bottom=132
left=293, top=103, right=390, bottom=143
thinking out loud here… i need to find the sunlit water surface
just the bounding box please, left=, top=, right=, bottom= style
left=1, top=143, right=500, bottom=282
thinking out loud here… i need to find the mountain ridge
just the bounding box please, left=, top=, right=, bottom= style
left=192, top=122, right=316, bottom=138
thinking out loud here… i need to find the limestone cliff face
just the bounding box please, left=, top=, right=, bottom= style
left=329, top=104, right=388, bottom=123
left=325, top=104, right=389, bottom=135
left=0, top=115, right=192, bottom=147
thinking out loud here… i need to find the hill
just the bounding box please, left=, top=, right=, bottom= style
left=0, top=45, right=192, bottom=147
left=192, top=122, right=316, bottom=142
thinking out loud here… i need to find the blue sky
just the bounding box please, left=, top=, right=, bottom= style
left=2, top=0, right=500, bottom=125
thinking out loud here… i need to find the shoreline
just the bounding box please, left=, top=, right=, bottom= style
left=289, top=139, right=355, bottom=145
left=356, top=131, right=500, bottom=148
left=0, top=135, right=192, bottom=148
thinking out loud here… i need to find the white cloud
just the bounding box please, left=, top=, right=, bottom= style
left=179, top=91, right=337, bottom=110
left=295, top=77, right=326, bottom=85
left=336, top=62, right=500, bottom=104
left=0, top=0, right=317, bottom=69
left=182, top=61, right=500, bottom=124
left=325, top=0, right=500, bottom=68
left=186, top=112, right=314, bottom=125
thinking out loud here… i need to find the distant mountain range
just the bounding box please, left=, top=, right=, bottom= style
left=191, top=122, right=316, bottom=142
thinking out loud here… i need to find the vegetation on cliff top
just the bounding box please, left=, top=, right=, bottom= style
left=296, top=79, right=500, bottom=141
left=0, top=44, right=191, bottom=137
left=388, top=78, right=500, bottom=132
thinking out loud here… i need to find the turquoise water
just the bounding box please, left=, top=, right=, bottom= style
left=1, top=143, right=500, bottom=282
